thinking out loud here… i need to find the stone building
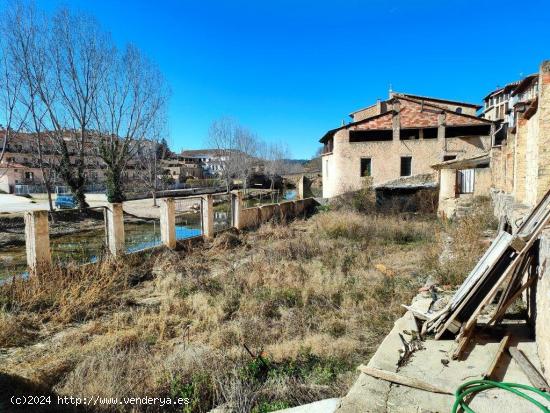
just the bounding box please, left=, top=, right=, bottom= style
left=320, top=94, right=494, bottom=198
left=486, top=60, right=550, bottom=385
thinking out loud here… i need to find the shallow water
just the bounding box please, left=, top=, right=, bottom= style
left=0, top=220, right=206, bottom=280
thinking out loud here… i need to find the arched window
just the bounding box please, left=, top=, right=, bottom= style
left=455, top=107, right=463, bottom=114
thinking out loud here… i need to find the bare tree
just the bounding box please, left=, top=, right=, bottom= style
left=261, top=141, right=290, bottom=192
left=207, top=117, right=259, bottom=192
left=135, top=125, right=171, bottom=207
left=8, top=2, right=57, bottom=210
left=92, top=44, right=169, bottom=203
left=0, top=11, right=26, bottom=169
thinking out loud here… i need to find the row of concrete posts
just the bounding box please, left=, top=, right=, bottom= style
left=24, top=194, right=220, bottom=272
left=24, top=186, right=313, bottom=272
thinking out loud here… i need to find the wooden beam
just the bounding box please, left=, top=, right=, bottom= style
left=483, top=335, right=511, bottom=380
left=509, top=347, right=550, bottom=392
left=452, top=326, right=475, bottom=360
left=489, top=275, right=537, bottom=325
left=357, top=365, right=453, bottom=395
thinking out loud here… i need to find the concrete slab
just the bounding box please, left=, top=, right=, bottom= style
left=276, top=398, right=341, bottom=413
left=336, top=309, right=548, bottom=413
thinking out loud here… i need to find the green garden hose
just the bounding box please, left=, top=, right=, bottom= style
left=452, top=379, right=550, bottom=413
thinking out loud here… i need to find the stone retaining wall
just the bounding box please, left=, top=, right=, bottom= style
left=238, top=198, right=316, bottom=230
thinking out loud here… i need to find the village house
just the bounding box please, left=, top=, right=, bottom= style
left=436, top=72, right=542, bottom=218
left=0, top=131, right=155, bottom=194
left=320, top=93, right=494, bottom=199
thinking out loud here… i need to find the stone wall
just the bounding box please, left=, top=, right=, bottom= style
left=537, top=230, right=550, bottom=382
left=237, top=198, right=316, bottom=230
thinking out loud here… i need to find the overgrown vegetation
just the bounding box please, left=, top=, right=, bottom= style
left=422, top=196, right=498, bottom=286
left=0, top=205, right=438, bottom=412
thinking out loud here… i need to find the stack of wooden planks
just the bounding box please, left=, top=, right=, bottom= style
left=419, top=189, right=550, bottom=345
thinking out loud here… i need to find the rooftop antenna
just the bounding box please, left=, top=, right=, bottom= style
left=389, top=83, right=393, bottom=98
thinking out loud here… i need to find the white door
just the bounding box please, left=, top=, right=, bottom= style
left=458, top=169, right=475, bottom=194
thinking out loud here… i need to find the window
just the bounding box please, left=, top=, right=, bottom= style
left=349, top=129, right=393, bottom=142
left=455, top=107, right=462, bottom=114
left=443, top=155, right=456, bottom=161
left=400, top=128, right=420, bottom=140
left=423, top=128, right=438, bottom=139
left=325, top=160, right=329, bottom=178
left=400, top=156, right=412, bottom=177
left=445, top=124, right=491, bottom=138
left=24, top=172, right=34, bottom=180
left=360, top=158, right=372, bottom=177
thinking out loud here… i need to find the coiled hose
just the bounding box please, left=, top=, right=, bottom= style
left=452, top=379, right=550, bottom=413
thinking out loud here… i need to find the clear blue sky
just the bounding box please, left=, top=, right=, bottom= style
left=40, top=0, right=550, bottom=159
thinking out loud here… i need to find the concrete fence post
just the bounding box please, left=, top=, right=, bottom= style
left=106, top=203, right=125, bottom=257
left=160, top=198, right=176, bottom=249
left=24, top=210, right=51, bottom=271
left=202, top=194, right=214, bottom=239
left=231, top=191, right=243, bottom=230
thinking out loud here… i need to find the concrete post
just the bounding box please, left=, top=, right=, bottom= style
left=202, top=195, right=214, bottom=239
left=392, top=101, right=400, bottom=140
left=160, top=198, right=176, bottom=249
left=24, top=210, right=51, bottom=271
left=106, top=203, right=125, bottom=257
left=438, top=112, right=446, bottom=151
left=438, top=168, right=457, bottom=218
left=231, top=191, right=243, bottom=230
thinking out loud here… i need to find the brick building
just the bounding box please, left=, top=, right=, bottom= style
left=320, top=93, right=494, bottom=198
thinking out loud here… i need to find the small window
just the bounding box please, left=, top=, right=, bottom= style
left=400, top=157, right=412, bottom=177
left=455, top=107, right=462, bottom=114
left=443, top=155, right=456, bottom=161
left=360, top=158, right=372, bottom=177
left=325, top=159, right=329, bottom=178
left=423, top=128, right=438, bottom=139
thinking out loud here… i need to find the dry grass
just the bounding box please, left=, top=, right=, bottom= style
left=422, top=196, right=498, bottom=286
left=0, top=208, right=437, bottom=412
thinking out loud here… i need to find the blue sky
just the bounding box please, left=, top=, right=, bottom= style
left=40, top=0, right=550, bottom=159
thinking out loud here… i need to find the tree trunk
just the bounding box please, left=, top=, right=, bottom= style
left=152, top=191, right=157, bottom=207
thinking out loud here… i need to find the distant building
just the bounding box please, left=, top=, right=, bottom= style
left=179, top=149, right=229, bottom=177
left=0, top=131, right=150, bottom=194
left=482, top=81, right=520, bottom=121
left=320, top=93, right=493, bottom=198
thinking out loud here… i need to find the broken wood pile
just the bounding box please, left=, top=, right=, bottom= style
left=420, top=188, right=550, bottom=344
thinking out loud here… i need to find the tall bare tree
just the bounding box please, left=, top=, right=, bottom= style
left=0, top=11, right=26, bottom=169
left=8, top=2, right=57, bottom=210
left=93, top=44, right=168, bottom=203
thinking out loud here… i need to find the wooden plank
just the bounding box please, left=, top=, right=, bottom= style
left=489, top=275, right=537, bottom=325
left=450, top=231, right=513, bottom=310
left=452, top=326, right=475, bottom=360
left=516, top=187, right=550, bottom=239
left=462, top=254, right=522, bottom=334
left=510, top=236, right=527, bottom=252
left=434, top=265, right=494, bottom=339
left=357, top=365, right=453, bottom=395
left=484, top=335, right=511, bottom=380
left=509, top=347, right=550, bottom=392
left=461, top=207, right=550, bottom=334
